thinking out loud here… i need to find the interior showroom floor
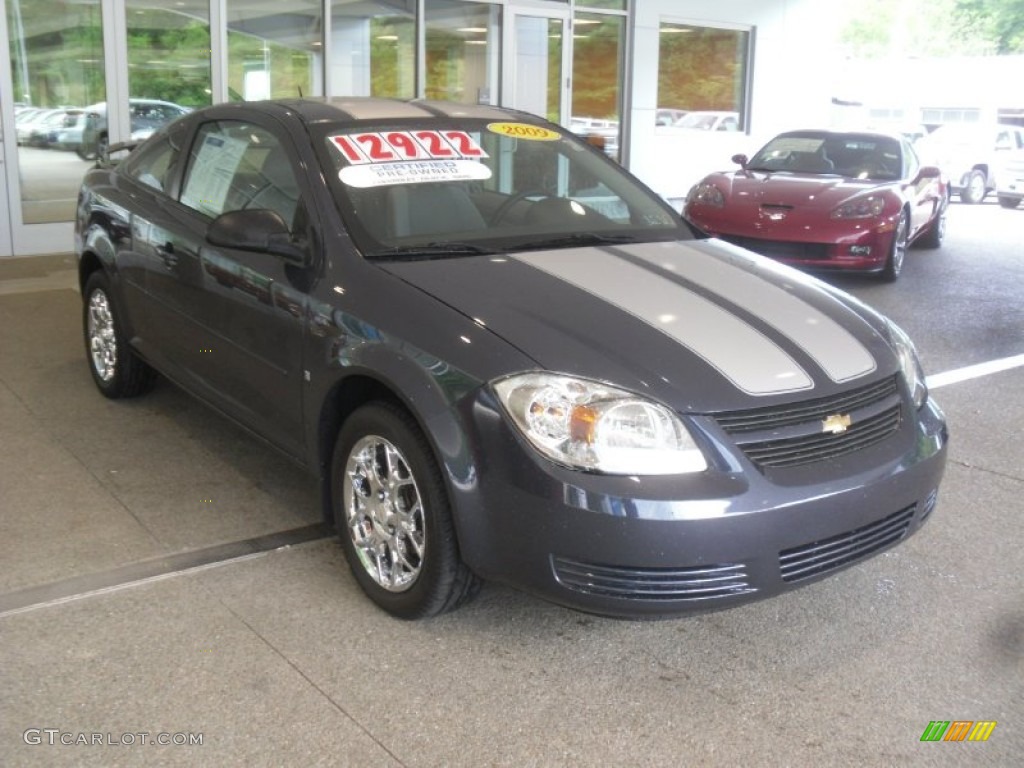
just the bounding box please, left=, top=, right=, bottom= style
left=1, top=203, right=1021, bottom=766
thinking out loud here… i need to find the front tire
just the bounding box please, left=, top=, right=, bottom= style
left=998, top=195, right=1021, bottom=209
left=331, top=402, right=480, bottom=619
left=960, top=170, right=987, bottom=204
left=82, top=271, right=155, bottom=398
left=880, top=211, right=908, bottom=282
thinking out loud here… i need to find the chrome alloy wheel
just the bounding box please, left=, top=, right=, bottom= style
left=343, top=435, right=426, bottom=592
left=87, top=289, right=117, bottom=382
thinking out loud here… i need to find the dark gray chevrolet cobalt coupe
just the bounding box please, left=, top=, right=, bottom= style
left=75, top=99, right=948, bottom=619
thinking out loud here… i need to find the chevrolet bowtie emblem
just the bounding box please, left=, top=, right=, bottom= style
left=822, top=413, right=853, bottom=434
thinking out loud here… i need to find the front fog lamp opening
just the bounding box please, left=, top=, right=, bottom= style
left=493, top=373, right=709, bottom=475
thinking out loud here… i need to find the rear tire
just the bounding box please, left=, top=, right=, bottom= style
left=82, top=271, right=155, bottom=398
left=918, top=196, right=947, bottom=249
left=998, top=195, right=1021, bottom=209
left=331, top=402, right=480, bottom=619
left=960, top=170, right=987, bottom=204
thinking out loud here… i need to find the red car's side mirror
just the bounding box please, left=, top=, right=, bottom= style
left=732, top=153, right=749, bottom=167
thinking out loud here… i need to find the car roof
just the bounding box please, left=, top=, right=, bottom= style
left=215, top=97, right=541, bottom=126
left=772, top=128, right=904, bottom=142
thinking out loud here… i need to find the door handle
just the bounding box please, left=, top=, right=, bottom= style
left=156, top=242, right=177, bottom=268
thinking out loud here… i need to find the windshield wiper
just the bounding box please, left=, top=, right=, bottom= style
left=515, top=232, right=641, bottom=251
left=366, top=242, right=501, bottom=261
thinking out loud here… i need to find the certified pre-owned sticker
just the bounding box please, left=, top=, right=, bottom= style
left=339, top=159, right=492, bottom=188
left=486, top=122, right=561, bottom=141
left=330, top=130, right=488, bottom=165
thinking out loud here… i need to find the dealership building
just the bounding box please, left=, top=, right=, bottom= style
left=1, top=0, right=836, bottom=257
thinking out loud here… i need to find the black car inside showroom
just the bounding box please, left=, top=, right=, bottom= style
left=1, top=1, right=1020, bottom=765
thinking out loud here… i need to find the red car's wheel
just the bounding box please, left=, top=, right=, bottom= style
left=880, top=212, right=908, bottom=282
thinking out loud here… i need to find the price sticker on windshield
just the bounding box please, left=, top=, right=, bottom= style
left=487, top=122, right=561, bottom=141
left=329, top=131, right=488, bottom=165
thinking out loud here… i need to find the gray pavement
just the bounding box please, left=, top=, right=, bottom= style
left=1, top=203, right=1021, bottom=766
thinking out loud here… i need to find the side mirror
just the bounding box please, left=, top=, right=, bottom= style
left=732, top=153, right=749, bottom=168
left=917, top=165, right=942, bottom=181
left=207, top=209, right=309, bottom=266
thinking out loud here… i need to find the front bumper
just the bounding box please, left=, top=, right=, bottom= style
left=997, top=174, right=1024, bottom=202
left=452, top=390, right=948, bottom=618
left=686, top=214, right=899, bottom=274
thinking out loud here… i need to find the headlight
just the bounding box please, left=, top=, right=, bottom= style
left=492, top=373, right=708, bottom=475
left=886, top=320, right=927, bottom=408
left=687, top=182, right=725, bottom=208
left=831, top=196, right=885, bottom=219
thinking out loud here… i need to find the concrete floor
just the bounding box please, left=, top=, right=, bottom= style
left=1, top=204, right=1021, bottom=766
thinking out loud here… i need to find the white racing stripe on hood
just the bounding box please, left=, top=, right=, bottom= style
left=514, top=249, right=814, bottom=396
left=626, top=243, right=877, bottom=383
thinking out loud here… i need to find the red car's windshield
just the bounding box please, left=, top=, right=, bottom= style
left=747, top=133, right=904, bottom=181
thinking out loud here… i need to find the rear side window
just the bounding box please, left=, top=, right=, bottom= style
left=120, top=137, right=179, bottom=193
left=180, top=121, right=300, bottom=229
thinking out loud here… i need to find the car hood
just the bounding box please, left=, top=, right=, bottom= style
left=378, top=239, right=897, bottom=413
left=714, top=171, right=888, bottom=210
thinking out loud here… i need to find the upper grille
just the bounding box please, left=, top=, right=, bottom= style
left=779, top=504, right=916, bottom=582
left=552, top=557, right=755, bottom=601
left=716, top=376, right=902, bottom=469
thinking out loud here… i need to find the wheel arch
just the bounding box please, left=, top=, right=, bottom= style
left=78, top=249, right=103, bottom=292
left=315, top=366, right=478, bottom=532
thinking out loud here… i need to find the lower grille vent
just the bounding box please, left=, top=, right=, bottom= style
left=779, top=504, right=916, bottom=583
left=552, top=558, right=755, bottom=601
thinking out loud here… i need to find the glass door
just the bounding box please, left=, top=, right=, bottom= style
left=0, top=114, right=11, bottom=256
left=1, top=0, right=107, bottom=256
left=503, top=7, right=570, bottom=126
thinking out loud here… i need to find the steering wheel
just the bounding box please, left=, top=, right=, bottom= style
left=490, top=190, right=547, bottom=225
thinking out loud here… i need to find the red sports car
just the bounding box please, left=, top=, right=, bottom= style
left=683, top=129, right=948, bottom=281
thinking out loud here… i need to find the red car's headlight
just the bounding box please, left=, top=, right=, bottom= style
left=831, top=196, right=886, bottom=219
left=687, top=182, right=725, bottom=208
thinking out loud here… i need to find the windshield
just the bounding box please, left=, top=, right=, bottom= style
left=316, top=119, right=690, bottom=258
left=747, top=132, right=905, bottom=181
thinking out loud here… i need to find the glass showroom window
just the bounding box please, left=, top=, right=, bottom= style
left=425, top=0, right=502, bottom=105
left=657, top=23, right=750, bottom=131
left=127, top=1, right=211, bottom=109
left=227, top=0, right=323, bottom=101
left=6, top=0, right=105, bottom=224
left=577, top=0, right=627, bottom=9
left=571, top=12, right=624, bottom=162
left=330, top=0, right=415, bottom=98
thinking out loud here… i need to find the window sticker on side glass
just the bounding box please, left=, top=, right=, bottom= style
left=330, top=130, right=491, bottom=188
left=180, top=133, right=248, bottom=217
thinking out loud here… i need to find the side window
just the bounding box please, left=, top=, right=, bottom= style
left=120, top=137, right=178, bottom=193
left=180, top=121, right=300, bottom=229
left=903, top=139, right=919, bottom=178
